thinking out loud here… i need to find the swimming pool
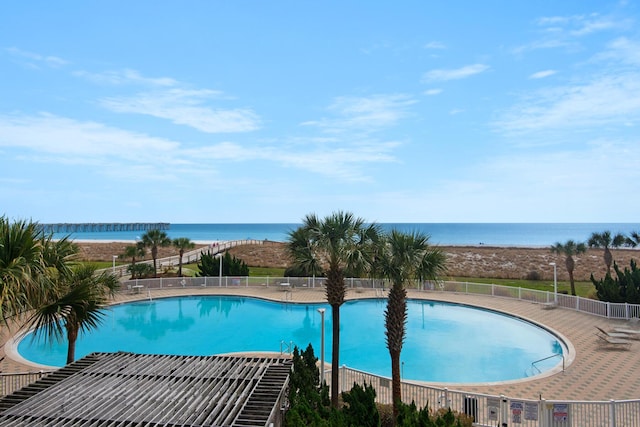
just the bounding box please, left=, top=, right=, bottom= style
left=17, top=296, right=564, bottom=383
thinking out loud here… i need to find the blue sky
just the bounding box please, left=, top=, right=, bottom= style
left=1, top=1, right=639, bottom=223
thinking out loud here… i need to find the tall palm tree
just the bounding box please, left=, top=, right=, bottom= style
left=378, top=230, right=446, bottom=418
left=0, top=217, right=47, bottom=322
left=173, top=237, right=195, bottom=277
left=550, top=240, right=587, bottom=296
left=141, top=229, right=172, bottom=277
left=287, top=211, right=380, bottom=407
left=588, top=231, right=626, bottom=272
left=27, top=264, right=119, bottom=364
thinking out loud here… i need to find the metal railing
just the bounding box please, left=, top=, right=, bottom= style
left=334, top=366, right=640, bottom=427
left=117, top=275, right=640, bottom=321
left=104, top=239, right=264, bottom=278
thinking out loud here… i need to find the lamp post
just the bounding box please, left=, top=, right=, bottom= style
left=549, top=262, right=557, bottom=304
left=112, top=255, right=117, bottom=274
left=317, top=308, right=326, bottom=384
left=219, top=254, right=223, bottom=285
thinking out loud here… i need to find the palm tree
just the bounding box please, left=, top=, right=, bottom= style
left=588, top=231, right=626, bottom=272
left=550, top=240, right=587, bottom=296
left=0, top=217, right=47, bottom=322
left=27, top=264, right=119, bottom=364
left=122, top=242, right=146, bottom=266
left=173, top=237, right=195, bottom=277
left=626, top=231, right=640, bottom=248
left=377, top=230, right=446, bottom=418
left=287, top=211, right=380, bottom=407
left=141, top=229, right=172, bottom=277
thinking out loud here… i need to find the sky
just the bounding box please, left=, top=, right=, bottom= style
left=1, top=1, right=639, bottom=224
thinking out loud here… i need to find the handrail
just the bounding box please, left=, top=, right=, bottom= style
left=531, top=353, right=564, bottom=374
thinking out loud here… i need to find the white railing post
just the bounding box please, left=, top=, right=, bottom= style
left=609, top=399, right=616, bottom=427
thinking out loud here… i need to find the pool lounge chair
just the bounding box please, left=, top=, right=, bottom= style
left=612, top=326, right=640, bottom=337
left=595, top=333, right=632, bottom=349
left=595, top=326, right=632, bottom=340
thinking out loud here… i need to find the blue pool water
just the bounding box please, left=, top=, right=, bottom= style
left=17, top=297, right=564, bottom=383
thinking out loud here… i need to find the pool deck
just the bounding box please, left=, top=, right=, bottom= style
left=3, top=286, right=640, bottom=402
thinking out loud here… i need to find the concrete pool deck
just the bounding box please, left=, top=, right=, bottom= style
left=2, top=286, right=639, bottom=402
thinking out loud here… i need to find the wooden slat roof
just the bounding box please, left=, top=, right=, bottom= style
left=0, top=352, right=292, bottom=427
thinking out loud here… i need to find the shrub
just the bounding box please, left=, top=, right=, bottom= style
left=127, top=263, right=154, bottom=279
left=197, top=250, right=249, bottom=277
left=525, top=270, right=542, bottom=281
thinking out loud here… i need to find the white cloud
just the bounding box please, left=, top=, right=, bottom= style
left=422, top=64, right=489, bottom=83
left=73, top=69, right=178, bottom=87
left=302, top=94, right=416, bottom=133
left=529, top=70, right=557, bottom=79
left=423, top=89, right=442, bottom=96
left=514, top=12, right=632, bottom=55
left=5, top=47, right=68, bottom=68
left=424, top=41, right=446, bottom=49
left=0, top=113, right=178, bottom=162
left=100, top=89, right=261, bottom=133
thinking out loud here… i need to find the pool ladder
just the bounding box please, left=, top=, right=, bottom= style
left=529, top=353, right=564, bottom=376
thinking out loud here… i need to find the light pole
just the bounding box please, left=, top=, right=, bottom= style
left=549, top=262, right=557, bottom=304
left=219, top=254, right=223, bottom=285
left=317, top=308, right=326, bottom=385
left=112, top=255, right=117, bottom=274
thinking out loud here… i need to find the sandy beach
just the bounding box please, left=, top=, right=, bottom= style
left=77, top=240, right=639, bottom=283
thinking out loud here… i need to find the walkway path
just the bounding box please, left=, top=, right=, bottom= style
left=3, top=286, right=639, bottom=402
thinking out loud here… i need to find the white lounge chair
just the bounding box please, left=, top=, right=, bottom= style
left=595, top=334, right=632, bottom=349
left=595, top=326, right=632, bottom=339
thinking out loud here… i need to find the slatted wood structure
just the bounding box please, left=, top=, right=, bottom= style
left=0, top=352, right=292, bottom=426
left=39, top=223, right=170, bottom=233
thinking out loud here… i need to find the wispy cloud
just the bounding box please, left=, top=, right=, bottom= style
left=423, top=89, right=442, bottom=96
left=494, top=73, right=640, bottom=135
left=422, top=64, right=489, bottom=83
left=513, top=12, right=632, bottom=54
left=75, top=68, right=261, bottom=133
left=5, top=47, right=68, bottom=68
left=424, top=41, right=446, bottom=49
left=302, top=94, right=416, bottom=133
left=529, top=70, right=557, bottom=79
left=73, top=69, right=178, bottom=87
left=101, top=88, right=261, bottom=133
left=496, top=36, right=640, bottom=137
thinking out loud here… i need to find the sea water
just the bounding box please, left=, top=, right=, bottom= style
left=51, top=222, right=640, bottom=246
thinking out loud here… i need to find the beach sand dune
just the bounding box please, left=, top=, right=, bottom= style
left=77, top=241, right=639, bottom=283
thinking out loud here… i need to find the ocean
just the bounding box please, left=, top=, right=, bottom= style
left=52, top=223, right=640, bottom=247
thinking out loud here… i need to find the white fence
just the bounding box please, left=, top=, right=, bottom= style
left=119, top=275, right=640, bottom=321
left=335, top=366, right=640, bottom=427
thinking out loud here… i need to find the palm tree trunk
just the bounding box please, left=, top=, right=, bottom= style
left=330, top=304, right=340, bottom=408
left=604, top=248, right=613, bottom=272
left=569, top=270, right=576, bottom=296
left=66, top=324, right=78, bottom=365
left=566, top=256, right=576, bottom=296
left=390, top=350, right=402, bottom=421
left=152, top=247, right=158, bottom=277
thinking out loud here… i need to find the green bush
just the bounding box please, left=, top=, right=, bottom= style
left=285, top=345, right=472, bottom=427
left=592, top=259, right=640, bottom=303
left=197, top=250, right=249, bottom=277
left=127, top=263, right=154, bottom=279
